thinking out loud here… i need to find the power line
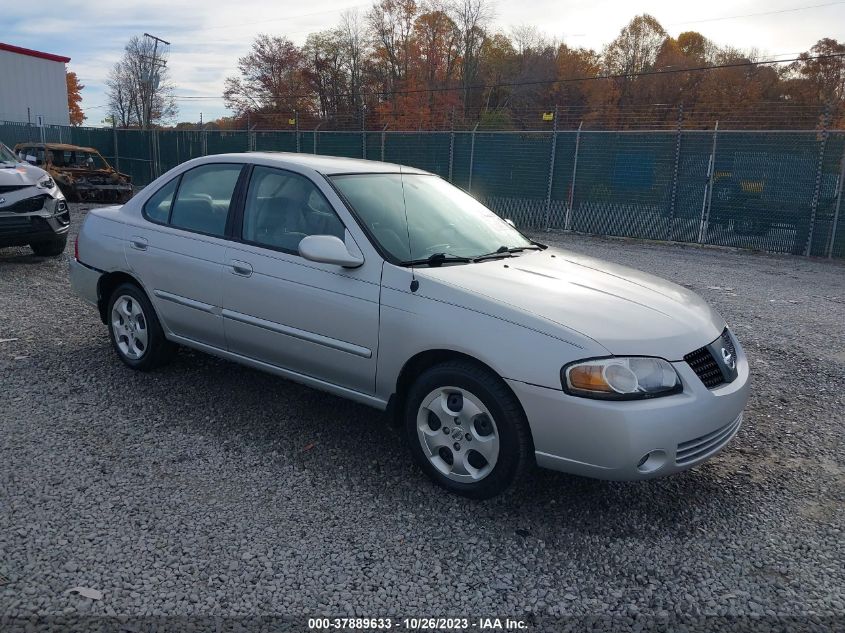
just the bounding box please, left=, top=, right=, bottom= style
left=667, top=1, right=845, bottom=26
left=170, top=51, right=845, bottom=102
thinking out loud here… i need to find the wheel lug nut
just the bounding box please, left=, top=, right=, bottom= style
left=465, top=433, right=472, bottom=441
left=443, top=427, right=450, bottom=434
left=454, top=417, right=461, bottom=425
left=453, top=442, right=461, bottom=451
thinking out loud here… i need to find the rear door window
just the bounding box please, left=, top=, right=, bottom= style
left=169, top=164, right=242, bottom=237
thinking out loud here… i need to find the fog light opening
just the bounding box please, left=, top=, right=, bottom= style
left=636, top=450, right=667, bottom=474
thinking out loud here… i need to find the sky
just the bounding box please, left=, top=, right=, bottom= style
left=4, top=0, right=845, bottom=126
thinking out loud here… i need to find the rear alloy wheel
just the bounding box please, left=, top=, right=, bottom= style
left=405, top=360, right=533, bottom=499
left=107, top=283, right=174, bottom=371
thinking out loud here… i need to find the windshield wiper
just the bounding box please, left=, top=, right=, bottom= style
left=401, top=253, right=473, bottom=267
left=472, top=244, right=543, bottom=262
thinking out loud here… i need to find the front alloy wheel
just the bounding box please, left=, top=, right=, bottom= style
left=405, top=360, right=533, bottom=499
left=417, top=387, right=501, bottom=483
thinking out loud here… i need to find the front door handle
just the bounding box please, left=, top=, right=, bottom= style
left=129, top=236, right=148, bottom=251
left=230, top=260, right=253, bottom=277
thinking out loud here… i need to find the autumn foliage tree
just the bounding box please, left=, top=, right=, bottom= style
left=66, top=71, right=85, bottom=126
left=221, top=7, right=845, bottom=130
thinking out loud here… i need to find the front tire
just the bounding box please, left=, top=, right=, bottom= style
left=107, top=283, right=174, bottom=371
left=404, top=360, right=533, bottom=499
left=30, top=236, right=67, bottom=257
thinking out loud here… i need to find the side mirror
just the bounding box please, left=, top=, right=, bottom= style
left=505, top=218, right=516, bottom=227
left=298, top=234, right=364, bottom=268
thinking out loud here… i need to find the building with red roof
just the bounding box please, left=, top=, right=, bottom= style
left=0, top=43, right=72, bottom=126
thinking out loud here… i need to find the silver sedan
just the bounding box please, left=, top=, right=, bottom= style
left=70, top=153, right=750, bottom=498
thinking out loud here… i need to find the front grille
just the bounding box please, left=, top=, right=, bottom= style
left=676, top=414, right=743, bottom=465
left=1, top=194, right=50, bottom=213
left=684, top=328, right=738, bottom=389
left=684, top=345, right=725, bottom=388
left=0, top=184, right=29, bottom=194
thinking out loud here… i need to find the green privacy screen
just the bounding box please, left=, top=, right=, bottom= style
left=2, top=121, right=842, bottom=258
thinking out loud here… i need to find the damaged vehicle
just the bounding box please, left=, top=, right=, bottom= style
left=0, top=141, right=70, bottom=256
left=14, top=142, right=133, bottom=203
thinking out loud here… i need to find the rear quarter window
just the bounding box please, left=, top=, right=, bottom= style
left=143, top=177, right=179, bottom=224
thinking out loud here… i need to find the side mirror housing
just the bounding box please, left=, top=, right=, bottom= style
left=298, top=234, right=364, bottom=268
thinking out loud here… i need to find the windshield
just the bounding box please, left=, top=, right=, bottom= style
left=0, top=143, right=17, bottom=164
left=50, top=149, right=107, bottom=169
left=330, top=173, right=531, bottom=262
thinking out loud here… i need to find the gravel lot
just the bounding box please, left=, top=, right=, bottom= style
left=1, top=203, right=843, bottom=630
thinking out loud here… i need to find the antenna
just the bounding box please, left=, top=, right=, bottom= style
left=398, top=166, right=418, bottom=292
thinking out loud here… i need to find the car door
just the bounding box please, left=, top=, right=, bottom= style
left=124, top=162, right=245, bottom=349
left=221, top=165, right=380, bottom=395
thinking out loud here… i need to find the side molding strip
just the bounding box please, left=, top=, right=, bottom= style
left=153, top=289, right=217, bottom=315
left=222, top=309, right=372, bottom=359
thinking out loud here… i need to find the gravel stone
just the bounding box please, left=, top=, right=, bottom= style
left=0, top=204, right=843, bottom=629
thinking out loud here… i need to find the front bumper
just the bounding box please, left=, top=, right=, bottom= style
left=0, top=196, right=70, bottom=247
left=508, top=340, right=750, bottom=480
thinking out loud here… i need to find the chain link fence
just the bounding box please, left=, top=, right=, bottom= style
left=2, top=119, right=843, bottom=258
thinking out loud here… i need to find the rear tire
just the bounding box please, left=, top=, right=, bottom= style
left=107, top=282, right=174, bottom=371
left=404, top=360, right=533, bottom=499
left=30, top=236, right=67, bottom=257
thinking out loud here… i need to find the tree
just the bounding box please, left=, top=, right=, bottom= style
left=224, top=35, right=312, bottom=120
left=340, top=9, right=368, bottom=112
left=66, top=71, right=85, bottom=126
left=603, top=14, right=667, bottom=76
left=794, top=38, right=845, bottom=106
left=106, top=35, right=178, bottom=128
left=413, top=6, right=461, bottom=113
left=452, top=0, right=494, bottom=115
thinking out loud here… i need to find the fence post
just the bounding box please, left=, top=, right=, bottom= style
left=295, top=111, right=301, bottom=153
left=698, top=121, right=719, bottom=244
left=468, top=122, right=479, bottom=194
left=380, top=124, right=388, bottom=162
left=805, top=107, right=831, bottom=256
left=112, top=120, right=120, bottom=173
left=448, top=110, right=455, bottom=183
left=668, top=104, right=684, bottom=241
left=827, top=139, right=845, bottom=258
left=543, top=105, right=559, bottom=231
left=361, top=107, right=366, bottom=159
left=564, top=121, right=583, bottom=232
left=314, top=122, right=323, bottom=154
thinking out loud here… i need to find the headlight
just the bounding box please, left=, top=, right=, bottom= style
left=562, top=357, right=681, bottom=400
left=37, top=176, right=55, bottom=190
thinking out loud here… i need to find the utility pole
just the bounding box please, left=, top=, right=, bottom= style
left=141, top=33, right=170, bottom=130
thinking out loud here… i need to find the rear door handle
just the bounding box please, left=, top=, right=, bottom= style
left=129, top=236, right=148, bottom=251
left=230, top=260, right=253, bottom=277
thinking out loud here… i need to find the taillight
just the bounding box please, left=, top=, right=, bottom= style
left=74, top=234, right=79, bottom=261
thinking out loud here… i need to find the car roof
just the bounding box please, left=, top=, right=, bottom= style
left=243, top=152, right=432, bottom=176
left=15, top=142, right=99, bottom=153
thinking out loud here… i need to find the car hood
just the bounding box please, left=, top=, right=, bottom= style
left=414, top=247, right=725, bottom=360
left=0, top=161, right=46, bottom=187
